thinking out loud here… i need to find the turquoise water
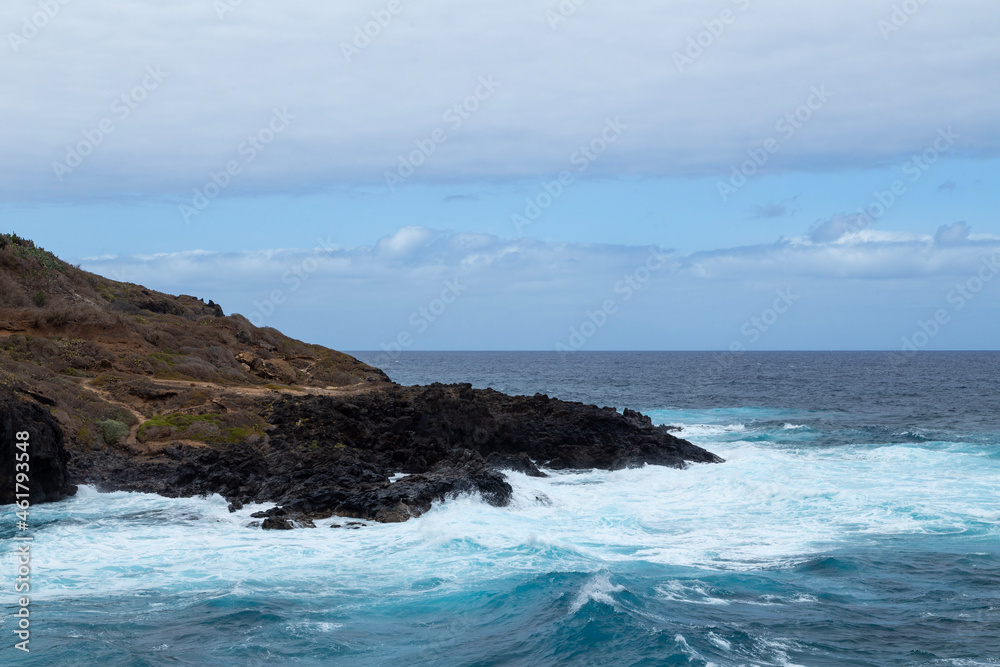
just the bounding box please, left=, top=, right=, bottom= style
left=2, top=352, right=999, bottom=665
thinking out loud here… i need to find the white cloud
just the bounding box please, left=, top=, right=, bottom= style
left=78, top=225, right=1000, bottom=350
left=3, top=0, right=998, bottom=200
left=376, top=226, right=437, bottom=258
left=84, top=226, right=1000, bottom=302
left=685, top=229, right=1000, bottom=280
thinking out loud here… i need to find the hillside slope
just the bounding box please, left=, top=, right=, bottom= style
left=0, top=234, right=387, bottom=457
left=0, top=234, right=721, bottom=522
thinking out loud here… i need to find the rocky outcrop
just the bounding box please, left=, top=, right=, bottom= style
left=0, top=388, right=76, bottom=505
left=0, top=234, right=722, bottom=526
left=72, top=383, right=722, bottom=526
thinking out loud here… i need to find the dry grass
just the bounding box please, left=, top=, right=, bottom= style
left=0, top=232, right=390, bottom=453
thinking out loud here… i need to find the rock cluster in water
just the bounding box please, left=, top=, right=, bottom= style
left=75, top=383, right=722, bottom=527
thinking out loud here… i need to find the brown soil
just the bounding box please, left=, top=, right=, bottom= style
left=0, top=233, right=390, bottom=456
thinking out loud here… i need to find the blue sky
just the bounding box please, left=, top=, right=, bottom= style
left=2, top=0, right=999, bottom=351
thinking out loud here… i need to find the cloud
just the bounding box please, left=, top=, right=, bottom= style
left=684, top=228, right=1000, bottom=281
left=84, top=226, right=1000, bottom=306
left=808, top=214, right=859, bottom=243
left=3, top=0, right=998, bottom=201
left=750, top=201, right=792, bottom=219
left=375, top=226, right=437, bottom=258
left=76, top=226, right=1000, bottom=350
left=935, top=221, right=972, bottom=245
left=938, top=180, right=958, bottom=191
left=81, top=227, right=679, bottom=318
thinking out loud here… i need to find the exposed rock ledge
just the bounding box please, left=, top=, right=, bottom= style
left=0, top=387, right=76, bottom=505
left=73, top=383, right=722, bottom=528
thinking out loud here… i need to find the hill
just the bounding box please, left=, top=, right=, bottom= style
left=0, top=233, right=721, bottom=525
left=0, top=233, right=388, bottom=450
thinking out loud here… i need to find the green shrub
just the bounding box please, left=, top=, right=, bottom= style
left=102, top=405, right=138, bottom=428
left=138, top=411, right=265, bottom=445
left=90, top=374, right=122, bottom=388
left=4, top=235, right=65, bottom=272
left=96, top=419, right=129, bottom=446
left=32, top=290, right=47, bottom=307
left=95, top=283, right=115, bottom=302
left=76, top=424, right=92, bottom=442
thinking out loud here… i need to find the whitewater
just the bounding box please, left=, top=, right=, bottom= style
left=2, top=352, right=999, bottom=665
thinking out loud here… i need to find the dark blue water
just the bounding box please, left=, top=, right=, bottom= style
left=2, top=352, right=999, bottom=666
left=355, top=351, right=1000, bottom=439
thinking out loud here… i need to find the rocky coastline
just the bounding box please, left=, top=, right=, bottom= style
left=0, top=233, right=723, bottom=527
left=70, top=383, right=722, bottom=528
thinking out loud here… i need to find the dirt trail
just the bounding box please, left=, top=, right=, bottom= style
left=79, top=378, right=148, bottom=446
left=0, top=329, right=28, bottom=340
left=75, top=375, right=381, bottom=451
left=139, top=377, right=381, bottom=398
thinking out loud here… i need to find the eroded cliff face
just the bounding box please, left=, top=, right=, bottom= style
left=0, top=387, right=76, bottom=505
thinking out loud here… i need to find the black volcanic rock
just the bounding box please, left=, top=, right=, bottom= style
left=266, top=383, right=721, bottom=472
left=333, top=461, right=512, bottom=523
left=72, top=383, right=722, bottom=526
left=0, top=387, right=76, bottom=505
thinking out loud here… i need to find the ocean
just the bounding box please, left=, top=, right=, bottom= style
left=2, top=352, right=999, bottom=666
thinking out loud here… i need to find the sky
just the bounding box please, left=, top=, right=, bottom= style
left=2, top=0, right=999, bottom=351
